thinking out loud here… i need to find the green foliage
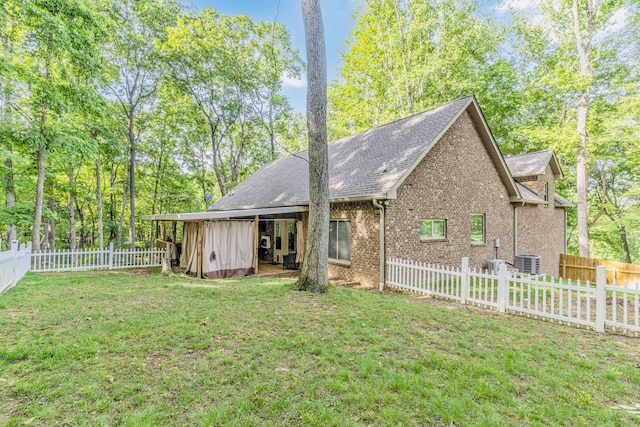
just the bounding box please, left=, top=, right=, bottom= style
left=0, top=0, right=638, bottom=259
left=159, top=7, right=303, bottom=195
left=329, top=0, right=517, bottom=142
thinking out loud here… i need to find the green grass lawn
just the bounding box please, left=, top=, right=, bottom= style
left=1, top=270, right=639, bottom=426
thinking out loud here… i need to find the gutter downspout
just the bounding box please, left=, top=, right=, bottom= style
left=372, top=199, right=386, bottom=291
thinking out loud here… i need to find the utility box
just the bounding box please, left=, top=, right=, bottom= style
left=488, top=259, right=506, bottom=274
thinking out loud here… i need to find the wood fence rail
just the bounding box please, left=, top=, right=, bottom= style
left=559, top=254, right=640, bottom=285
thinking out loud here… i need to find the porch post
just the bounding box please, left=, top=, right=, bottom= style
left=253, top=216, right=259, bottom=275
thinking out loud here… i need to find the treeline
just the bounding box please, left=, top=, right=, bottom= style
left=0, top=0, right=305, bottom=251
left=329, top=0, right=640, bottom=263
left=1, top=0, right=639, bottom=263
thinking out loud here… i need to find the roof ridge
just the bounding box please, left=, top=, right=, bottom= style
left=505, top=149, right=553, bottom=158
left=329, top=95, right=474, bottom=146
left=267, top=95, right=475, bottom=162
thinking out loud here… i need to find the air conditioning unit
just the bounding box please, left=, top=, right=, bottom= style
left=514, top=254, right=541, bottom=275
left=488, top=259, right=506, bottom=274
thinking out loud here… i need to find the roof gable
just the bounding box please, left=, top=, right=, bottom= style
left=211, top=96, right=520, bottom=211
left=505, top=150, right=564, bottom=180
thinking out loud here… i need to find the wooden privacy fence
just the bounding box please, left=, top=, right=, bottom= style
left=31, top=243, right=164, bottom=273
left=560, top=254, right=640, bottom=285
left=0, top=241, right=32, bottom=294
left=387, top=257, right=640, bottom=334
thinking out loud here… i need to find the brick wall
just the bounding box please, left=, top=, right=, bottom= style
left=327, top=201, right=381, bottom=288
left=515, top=166, right=566, bottom=276
left=385, top=110, right=515, bottom=270
left=325, top=110, right=566, bottom=286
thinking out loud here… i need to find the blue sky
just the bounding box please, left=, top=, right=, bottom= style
left=188, top=0, right=358, bottom=112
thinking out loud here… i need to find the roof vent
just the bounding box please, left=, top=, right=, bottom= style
left=514, top=254, right=541, bottom=275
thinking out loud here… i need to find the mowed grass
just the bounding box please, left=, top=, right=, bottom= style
left=1, top=270, right=639, bottom=426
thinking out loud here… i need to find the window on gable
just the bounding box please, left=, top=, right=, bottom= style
left=543, top=182, right=549, bottom=207
left=420, top=219, right=446, bottom=240
left=471, top=214, right=485, bottom=244
left=329, top=220, right=351, bottom=262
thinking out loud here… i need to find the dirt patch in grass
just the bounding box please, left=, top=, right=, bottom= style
left=128, top=268, right=153, bottom=276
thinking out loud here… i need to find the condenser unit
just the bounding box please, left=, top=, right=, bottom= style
left=514, top=254, right=541, bottom=275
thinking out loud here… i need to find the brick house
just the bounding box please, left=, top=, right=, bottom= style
left=505, top=151, right=572, bottom=276
left=145, top=96, right=571, bottom=285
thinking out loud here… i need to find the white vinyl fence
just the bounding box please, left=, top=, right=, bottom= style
left=387, top=257, right=640, bottom=334
left=0, top=241, right=32, bottom=294
left=31, top=243, right=164, bottom=273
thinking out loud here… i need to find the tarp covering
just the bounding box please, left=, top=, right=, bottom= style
left=180, top=222, right=199, bottom=273
left=202, top=221, right=255, bottom=279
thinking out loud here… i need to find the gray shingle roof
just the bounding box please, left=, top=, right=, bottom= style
left=505, top=150, right=563, bottom=179
left=554, top=193, right=574, bottom=208
left=211, top=96, right=475, bottom=211
left=515, top=182, right=542, bottom=202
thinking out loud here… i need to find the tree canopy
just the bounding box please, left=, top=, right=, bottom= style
left=0, top=0, right=638, bottom=263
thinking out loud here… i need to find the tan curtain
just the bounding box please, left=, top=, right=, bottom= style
left=202, top=221, right=255, bottom=279
left=296, top=220, right=305, bottom=263
left=179, top=222, right=199, bottom=273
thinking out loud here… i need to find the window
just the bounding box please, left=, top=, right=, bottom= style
left=471, top=214, right=485, bottom=244
left=420, top=219, right=446, bottom=240
left=329, top=220, right=351, bottom=262
left=543, top=182, right=549, bottom=207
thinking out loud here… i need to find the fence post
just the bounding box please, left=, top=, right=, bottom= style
left=595, top=266, right=606, bottom=333
left=10, top=240, right=18, bottom=251
left=108, top=242, right=114, bottom=270
left=498, top=263, right=508, bottom=313
left=461, top=257, right=469, bottom=304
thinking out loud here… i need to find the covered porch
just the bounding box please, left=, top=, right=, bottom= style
left=142, top=206, right=308, bottom=279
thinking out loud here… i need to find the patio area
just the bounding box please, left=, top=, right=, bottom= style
left=256, top=260, right=299, bottom=277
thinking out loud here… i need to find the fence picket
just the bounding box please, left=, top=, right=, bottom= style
left=386, top=257, right=639, bottom=334
left=29, top=245, right=163, bottom=273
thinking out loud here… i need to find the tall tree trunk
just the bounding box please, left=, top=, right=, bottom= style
left=32, top=145, right=45, bottom=251
left=296, top=0, right=329, bottom=294
left=4, top=155, right=16, bottom=243
left=108, top=163, right=118, bottom=243
left=78, top=200, right=88, bottom=249
left=46, top=191, right=55, bottom=250
left=571, top=0, right=593, bottom=258
left=210, top=123, right=227, bottom=195
left=128, top=117, right=136, bottom=248
left=151, top=144, right=165, bottom=215
left=269, top=103, right=276, bottom=161
left=117, top=181, right=128, bottom=250
left=96, top=160, right=104, bottom=250
left=618, top=225, right=631, bottom=264
left=68, top=165, right=76, bottom=252
left=3, top=80, right=16, bottom=243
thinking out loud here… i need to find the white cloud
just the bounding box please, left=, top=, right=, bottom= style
left=281, top=72, right=307, bottom=89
